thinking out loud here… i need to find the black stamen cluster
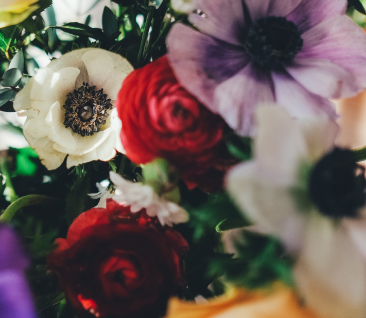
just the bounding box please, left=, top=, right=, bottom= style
left=63, top=83, right=113, bottom=137
left=244, top=16, right=303, bottom=69
left=309, top=147, right=366, bottom=218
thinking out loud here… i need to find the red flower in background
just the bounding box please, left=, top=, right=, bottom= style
left=116, top=55, right=235, bottom=191
left=48, top=200, right=188, bottom=318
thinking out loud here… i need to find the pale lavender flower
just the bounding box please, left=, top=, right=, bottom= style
left=0, top=224, right=36, bottom=318
left=167, top=0, right=366, bottom=135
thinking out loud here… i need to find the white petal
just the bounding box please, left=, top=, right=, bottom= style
left=54, top=128, right=111, bottom=156
left=25, top=133, right=66, bottom=170
left=81, top=49, right=133, bottom=100
left=226, top=161, right=306, bottom=253
left=297, top=115, right=339, bottom=162
left=66, top=149, right=97, bottom=168
left=45, top=101, right=76, bottom=151
left=23, top=117, right=47, bottom=139
left=30, top=69, right=54, bottom=102
left=47, top=48, right=92, bottom=87
left=13, top=77, right=34, bottom=111
left=295, top=213, right=366, bottom=318
left=93, top=134, right=117, bottom=162
left=255, top=106, right=308, bottom=181
left=343, top=211, right=366, bottom=262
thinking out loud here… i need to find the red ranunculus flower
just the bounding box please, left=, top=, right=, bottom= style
left=116, top=55, right=234, bottom=191
left=47, top=199, right=188, bottom=318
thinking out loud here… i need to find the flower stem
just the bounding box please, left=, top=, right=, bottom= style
left=352, top=145, right=366, bottom=162
left=136, top=6, right=155, bottom=68
left=0, top=194, right=62, bottom=222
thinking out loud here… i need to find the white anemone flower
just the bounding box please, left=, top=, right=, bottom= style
left=226, top=106, right=366, bottom=318
left=110, top=171, right=189, bottom=227
left=14, top=48, right=133, bottom=170
left=171, top=0, right=195, bottom=14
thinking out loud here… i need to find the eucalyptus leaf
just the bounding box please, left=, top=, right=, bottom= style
left=0, top=88, right=16, bottom=107
left=9, top=50, right=24, bottom=73
left=1, top=68, right=22, bottom=87
left=18, top=74, right=32, bottom=89
left=102, top=6, right=119, bottom=37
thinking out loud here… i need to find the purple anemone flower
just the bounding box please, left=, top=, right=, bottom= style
left=167, top=0, right=366, bottom=135
left=0, top=223, right=36, bottom=318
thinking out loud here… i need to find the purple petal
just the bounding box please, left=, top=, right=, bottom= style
left=188, top=0, right=246, bottom=46
left=272, top=71, right=337, bottom=118
left=167, top=23, right=249, bottom=106
left=286, top=0, right=347, bottom=34
left=0, top=271, right=36, bottom=318
left=213, top=63, right=275, bottom=136
left=297, top=15, right=366, bottom=96
left=286, top=58, right=358, bottom=99
left=0, top=224, right=29, bottom=272
left=245, top=0, right=301, bottom=21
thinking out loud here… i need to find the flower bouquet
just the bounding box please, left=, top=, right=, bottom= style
left=1, top=0, right=366, bottom=317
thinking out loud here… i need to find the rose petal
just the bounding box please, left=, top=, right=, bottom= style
left=294, top=213, right=366, bottom=318
left=81, top=49, right=133, bottom=100
left=286, top=0, right=347, bottom=33
left=213, top=63, right=275, bottom=136
left=188, top=0, right=245, bottom=46
left=297, top=15, right=366, bottom=96
left=226, top=161, right=306, bottom=253
left=272, top=71, right=337, bottom=119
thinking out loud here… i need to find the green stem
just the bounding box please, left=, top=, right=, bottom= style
left=0, top=158, right=18, bottom=203
left=0, top=194, right=62, bottom=222
left=352, top=145, right=366, bottom=162
left=136, top=6, right=155, bottom=68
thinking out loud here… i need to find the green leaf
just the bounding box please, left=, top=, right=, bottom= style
left=48, top=23, right=106, bottom=40
left=103, top=6, right=119, bottom=37
left=9, top=50, right=24, bottom=72
left=1, top=68, right=22, bottom=87
left=0, top=26, right=20, bottom=54
left=65, top=174, right=93, bottom=225
left=0, top=88, right=16, bottom=107
left=18, top=74, right=31, bottom=89
left=13, top=147, right=39, bottom=176
left=348, top=0, right=366, bottom=14
left=226, top=133, right=252, bottom=161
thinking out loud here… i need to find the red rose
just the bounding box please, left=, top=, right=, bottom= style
left=116, top=55, right=233, bottom=191
left=47, top=200, right=188, bottom=318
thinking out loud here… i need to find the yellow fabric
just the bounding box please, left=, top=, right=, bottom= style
left=165, top=288, right=322, bottom=318
left=0, top=0, right=39, bottom=28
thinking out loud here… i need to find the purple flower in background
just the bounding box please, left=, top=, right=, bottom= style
left=167, top=0, right=366, bottom=135
left=0, top=223, right=36, bottom=318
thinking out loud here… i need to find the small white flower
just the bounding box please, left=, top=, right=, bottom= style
left=171, top=0, right=195, bottom=14
left=110, top=171, right=189, bottom=226
left=88, top=180, right=113, bottom=208
left=226, top=105, right=366, bottom=318
left=14, top=48, right=133, bottom=170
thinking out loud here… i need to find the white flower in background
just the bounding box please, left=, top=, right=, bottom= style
left=226, top=106, right=366, bottom=318
left=171, top=0, right=195, bottom=14
left=88, top=179, right=113, bottom=208
left=110, top=171, right=189, bottom=226
left=14, top=48, right=133, bottom=170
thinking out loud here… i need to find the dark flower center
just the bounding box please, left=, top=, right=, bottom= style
left=308, top=147, right=366, bottom=218
left=244, top=16, right=303, bottom=69
left=63, top=83, right=113, bottom=137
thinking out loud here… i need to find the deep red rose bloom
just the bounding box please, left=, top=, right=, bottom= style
left=116, top=55, right=233, bottom=191
left=47, top=200, right=188, bottom=318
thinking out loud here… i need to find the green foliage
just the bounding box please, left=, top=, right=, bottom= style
left=0, top=88, right=15, bottom=107
left=348, top=0, right=366, bottom=14
left=102, top=7, right=119, bottom=37
left=225, top=133, right=252, bottom=161
left=210, top=232, right=294, bottom=290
